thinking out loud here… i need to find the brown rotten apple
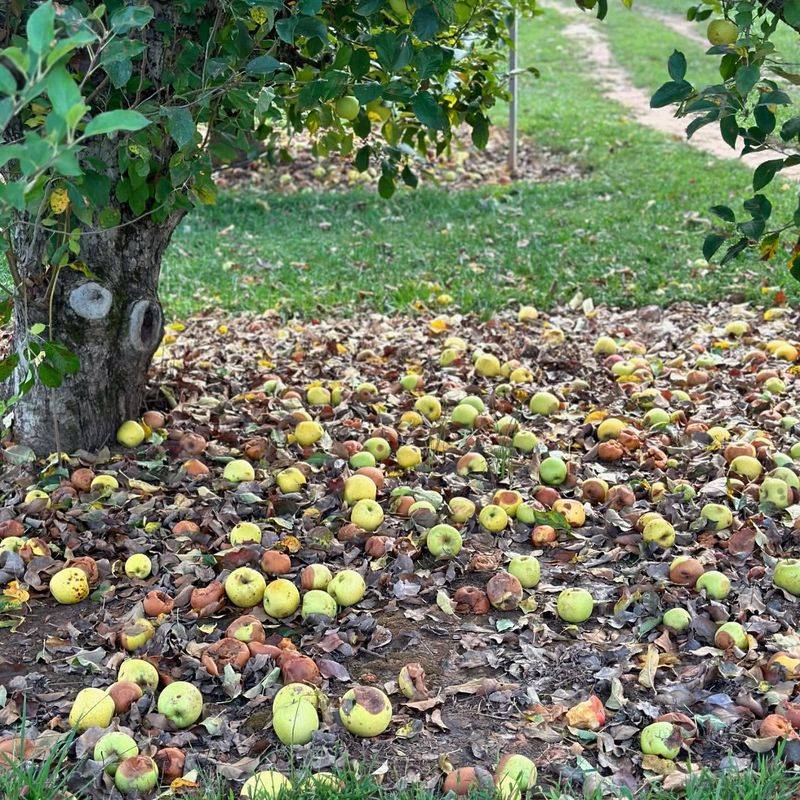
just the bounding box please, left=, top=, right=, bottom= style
left=486, top=572, right=524, bottom=611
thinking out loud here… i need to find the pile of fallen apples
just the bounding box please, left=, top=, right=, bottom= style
left=2, top=300, right=800, bottom=797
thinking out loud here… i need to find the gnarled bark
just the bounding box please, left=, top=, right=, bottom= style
left=9, top=216, right=180, bottom=455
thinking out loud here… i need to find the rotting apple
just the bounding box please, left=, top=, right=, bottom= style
left=300, top=563, right=333, bottom=590
left=486, top=572, right=524, bottom=611
left=456, top=452, right=488, bottom=476
left=50, top=567, right=89, bottom=604
left=700, top=503, right=733, bottom=531
left=642, top=518, right=675, bottom=549
left=442, top=767, right=494, bottom=796
left=119, top=618, right=155, bottom=652
left=339, top=686, right=393, bottom=737
left=669, top=556, right=704, bottom=587
left=448, top=497, right=476, bottom=524
left=640, top=721, right=680, bottom=759
left=94, top=732, right=139, bottom=775
left=413, top=394, right=442, bottom=421
left=114, top=755, right=159, bottom=794
left=276, top=467, right=306, bottom=494
left=714, top=621, right=749, bottom=650
left=565, top=696, right=606, bottom=731
left=396, top=445, right=422, bottom=469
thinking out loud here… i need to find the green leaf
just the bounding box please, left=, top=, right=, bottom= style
left=26, top=2, right=56, bottom=55
left=735, top=64, right=760, bottom=95
left=411, top=90, right=446, bottom=130
left=753, top=158, right=784, bottom=191
left=785, top=0, right=800, bottom=27
left=710, top=205, right=735, bottom=223
left=37, top=362, right=62, bottom=388
left=110, top=5, right=155, bottom=34
left=30, top=323, right=46, bottom=336
left=162, top=107, right=195, bottom=148
left=46, top=66, right=82, bottom=119
left=667, top=50, right=686, bottom=82
left=703, top=233, right=727, bottom=260
left=84, top=110, right=150, bottom=137
left=0, top=65, right=16, bottom=96
left=650, top=80, right=692, bottom=108
left=245, top=55, right=282, bottom=75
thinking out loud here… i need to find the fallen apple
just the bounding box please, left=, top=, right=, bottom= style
left=223, top=459, right=255, bottom=482
left=263, top=578, right=300, bottom=618
left=343, top=474, right=377, bottom=504
left=272, top=698, right=319, bottom=745
left=552, top=498, right=585, bottom=528
left=642, top=517, right=675, bottom=549
left=715, top=621, right=749, bottom=650
left=478, top=504, right=508, bottom=532
left=301, top=589, right=338, bottom=620
left=507, top=556, right=541, bottom=589
left=94, top=732, right=139, bottom=775
left=529, top=391, right=559, bottom=415
left=593, top=336, right=617, bottom=356
left=115, top=755, right=159, bottom=794
left=241, top=771, right=292, bottom=800
left=364, top=436, right=392, bottom=461
left=695, top=570, right=731, bottom=600
left=350, top=451, right=376, bottom=469
left=662, top=608, right=691, bottom=633
left=451, top=403, right=479, bottom=428
left=119, top=618, right=155, bottom=652
left=295, top=420, right=324, bottom=447
left=700, top=502, right=733, bottom=531
left=565, top=695, right=606, bottom=731
left=339, top=686, right=393, bottom=737
left=426, top=524, right=463, bottom=559
left=327, top=569, right=366, bottom=606
left=276, top=466, right=306, bottom=493
left=540, top=456, right=567, bottom=486
left=448, top=496, right=476, bottom=523
left=351, top=498, right=384, bottom=531
left=486, top=571, right=523, bottom=610
left=442, top=766, right=493, bottom=796
left=669, top=556, right=704, bottom=587
left=640, top=721, right=680, bottom=759
left=69, top=687, right=115, bottom=731
left=494, top=754, right=537, bottom=790
left=118, top=658, right=159, bottom=692
left=760, top=477, right=792, bottom=509
left=50, top=566, right=89, bottom=604
left=729, top=455, right=762, bottom=481
left=512, top=430, right=538, bottom=453
left=396, top=444, right=422, bottom=469
left=556, top=588, right=594, bottom=623
left=456, top=452, right=488, bottom=476
left=773, top=559, right=800, bottom=596
left=475, top=353, right=501, bottom=378
left=413, top=394, right=442, bottom=421
left=124, top=553, right=152, bottom=579
left=117, top=420, right=146, bottom=448
left=230, top=521, right=262, bottom=545
left=225, top=567, right=267, bottom=608
left=157, top=681, right=203, bottom=729
left=300, top=563, right=333, bottom=590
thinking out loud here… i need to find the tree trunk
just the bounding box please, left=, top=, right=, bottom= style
left=9, top=217, right=178, bottom=455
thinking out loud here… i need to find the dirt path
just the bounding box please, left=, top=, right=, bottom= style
left=547, top=2, right=800, bottom=179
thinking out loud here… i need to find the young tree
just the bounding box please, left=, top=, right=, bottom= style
left=0, top=0, right=528, bottom=454
left=653, top=1, right=800, bottom=273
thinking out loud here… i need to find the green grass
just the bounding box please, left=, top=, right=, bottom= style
left=161, top=8, right=799, bottom=319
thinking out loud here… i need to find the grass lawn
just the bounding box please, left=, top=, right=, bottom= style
left=161, top=5, right=799, bottom=319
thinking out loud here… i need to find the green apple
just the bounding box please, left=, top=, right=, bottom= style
left=729, top=455, right=762, bottom=481
left=223, top=459, right=255, bottom=482
left=556, top=588, right=594, bottom=623
left=241, top=772, right=292, bottom=800
left=124, top=553, right=152, bottom=579
left=69, top=688, right=115, bottom=731
left=343, top=474, right=377, bottom=504
left=593, top=336, right=617, bottom=356
left=301, top=589, right=338, bottom=620
left=351, top=499, right=384, bottom=531
left=263, top=578, right=300, bottom=618
left=349, top=450, right=377, bottom=470
left=118, top=658, right=159, bottom=692
left=640, top=721, right=680, bottom=759
left=119, top=618, right=155, bottom=652
left=769, top=467, right=800, bottom=489
left=117, top=420, right=146, bottom=447
left=512, top=430, right=538, bottom=453
left=426, top=524, right=463, bottom=559
left=508, top=555, right=541, bottom=588
left=495, top=754, right=537, bottom=791
left=364, top=437, right=392, bottom=461
left=478, top=504, right=508, bottom=532
left=451, top=403, right=479, bottom=428
left=225, top=567, right=267, bottom=608
left=327, top=569, right=366, bottom=606
left=456, top=452, right=488, bottom=476
left=272, top=698, right=319, bottom=745
left=643, top=408, right=670, bottom=428
left=157, top=681, right=203, bottom=729
left=760, top=477, right=792, bottom=509
left=230, top=521, right=261, bottom=545
left=400, top=373, right=423, bottom=391
left=295, top=420, right=324, bottom=447
left=529, top=391, right=559, bottom=415
left=276, top=466, right=306, bottom=493
left=339, top=686, right=392, bottom=737
left=540, top=456, right=567, bottom=486
left=274, top=683, right=320, bottom=710
left=715, top=621, right=749, bottom=650
left=515, top=503, right=539, bottom=525
left=662, top=608, right=691, bottom=633
left=396, top=445, right=422, bottom=469
left=461, top=395, right=485, bottom=412
left=114, top=755, right=159, bottom=794
left=414, top=395, right=442, bottom=421
left=700, top=502, right=733, bottom=530
left=301, top=563, right=332, bottom=590
left=94, top=732, right=139, bottom=775
left=765, top=377, right=786, bottom=395
left=475, top=354, right=501, bottom=378
left=448, top=496, right=476, bottom=523
left=695, top=570, right=730, bottom=600
left=642, top=518, right=675, bottom=548
left=774, top=559, right=800, bottom=596
left=334, top=95, right=360, bottom=120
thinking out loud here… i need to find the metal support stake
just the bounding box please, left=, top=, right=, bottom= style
left=508, top=11, right=519, bottom=177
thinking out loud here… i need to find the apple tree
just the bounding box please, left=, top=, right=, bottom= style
left=0, top=0, right=532, bottom=454
left=652, top=1, right=800, bottom=273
